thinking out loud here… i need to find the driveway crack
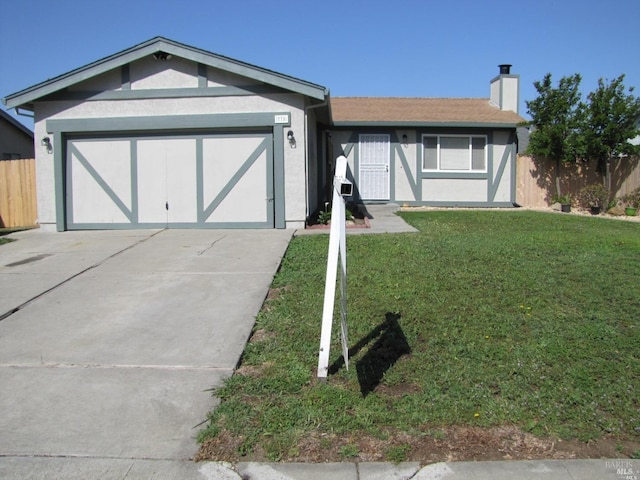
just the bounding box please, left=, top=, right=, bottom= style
left=197, top=235, right=226, bottom=256
left=0, top=230, right=164, bottom=323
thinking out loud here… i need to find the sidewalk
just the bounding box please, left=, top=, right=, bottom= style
left=295, top=203, right=419, bottom=236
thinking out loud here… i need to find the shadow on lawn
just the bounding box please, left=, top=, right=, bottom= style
left=329, top=312, right=411, bottom=396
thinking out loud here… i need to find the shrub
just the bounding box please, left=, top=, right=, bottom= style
left=552, top=194, right=571, bottom=205
left=621, top=186, right=640, bottom=208
left=578, top=184, right=609, bottom=208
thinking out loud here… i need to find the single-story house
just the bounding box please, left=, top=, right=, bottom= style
left=0, top=109, right=34, bottom=159
left=2, top=37, right=524, bottom=231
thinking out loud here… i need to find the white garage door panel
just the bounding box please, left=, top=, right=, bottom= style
left=166, top=139, right=198, bottom=223
left=202, top=137, right=264, bottom=203
left=137, top=138, right=197, bottom=223
left=202, top=136, right=270, bottom=223
left=67, top=140, right=133, bottom=224
left=207, top=149, right=268, bottom=223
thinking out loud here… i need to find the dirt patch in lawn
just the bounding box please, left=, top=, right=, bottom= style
left=196, top=426, right=639, bottom=464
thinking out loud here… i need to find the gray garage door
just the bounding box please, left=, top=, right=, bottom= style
left=65, top=132, right=274, bottom=229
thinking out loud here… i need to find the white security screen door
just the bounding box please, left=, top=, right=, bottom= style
left=359, top=134, right=390, bottom=200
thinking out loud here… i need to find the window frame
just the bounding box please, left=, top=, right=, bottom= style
left=421, top=134, right=488, bottom=173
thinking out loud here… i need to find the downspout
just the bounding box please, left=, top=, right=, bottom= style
left=303, top=90, right=330, bottom=222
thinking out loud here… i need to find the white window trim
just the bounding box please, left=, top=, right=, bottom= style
left=422, top=134, right=488, bottom=173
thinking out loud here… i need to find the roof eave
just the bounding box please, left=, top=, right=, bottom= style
left=3, top=37, right=328, bottom=109
left=331, top=120, right=520, bottom=128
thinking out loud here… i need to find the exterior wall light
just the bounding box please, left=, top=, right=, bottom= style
left=41, top=136, right=52, bottom=153
left=287, top=130, right=296, bottom=148
left=402, top=134, right=408, bottom=147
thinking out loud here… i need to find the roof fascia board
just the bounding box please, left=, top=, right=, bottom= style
left=4, top=37, right=327, bottom=109
left=332, top=121, right=519, bottom=128
left=46, top=111, right=292, bottom=134
left=40, top=85, right=289, bottom=102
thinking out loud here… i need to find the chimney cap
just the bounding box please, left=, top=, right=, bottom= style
left=499, top=64, right=512, bottom=75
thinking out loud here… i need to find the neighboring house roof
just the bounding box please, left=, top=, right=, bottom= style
left=0, top=109, right=33, bottom=139
left=2, top=36, right=329, bottom=110
left=331, top=97, right=524, bottom=127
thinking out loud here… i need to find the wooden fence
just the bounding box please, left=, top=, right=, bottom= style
left=516, top=154, right=640, bottom=208
left=0, top=158, right=37, bottom=228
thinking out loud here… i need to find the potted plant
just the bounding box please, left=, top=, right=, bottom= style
left=554, top=194, right=572, bottom=213
left=579, top=184, right=609, bottom=215
left=621, top=186, right=640, bottom=216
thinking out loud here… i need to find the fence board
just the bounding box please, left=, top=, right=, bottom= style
left=0, top=158, right=37, bottom=228
left=517, top=154, right=640, bottom=208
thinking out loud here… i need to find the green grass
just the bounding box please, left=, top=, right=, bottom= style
left=199, top=211, right=640, bottom=460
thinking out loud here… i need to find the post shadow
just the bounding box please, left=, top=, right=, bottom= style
left=328, top=312, right=411, bottom=397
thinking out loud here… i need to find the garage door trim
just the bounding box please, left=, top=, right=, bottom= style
left=47, top=112, right=290, bottom=231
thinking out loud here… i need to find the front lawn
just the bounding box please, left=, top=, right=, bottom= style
left=197, top=211, right=640, bottom=462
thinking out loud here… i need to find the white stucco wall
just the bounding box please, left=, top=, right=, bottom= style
left=500, top=77, right=519, bottom=114
left=130, top=56, right=198, bottom=89
left=33, top=57, right=310, bottom=230
left=491, top=131, right=513, bottom=203
left=330, top=130, right=356, bottom=176
left=206, top=66, right=255, bottom=87
left=329, top=128, right=515, bottom=206
left=394, top=129, right=417, bottom=203
left=423, top=178, right=487, bottom=202
left=305, top=108, right=319, bottom=218
left=490, top=75, right=519, bottom=114
left=68, top=68, right=122, bottom=92
left=33, top=116, right=55, bottom=229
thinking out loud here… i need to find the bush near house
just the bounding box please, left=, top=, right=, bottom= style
left=198, top=211, right=640, bottom=463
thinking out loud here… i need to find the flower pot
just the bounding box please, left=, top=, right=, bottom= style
left=561, top=204, right=571, bottom=213
left=590, top=206, right=601, bottom=215
left=625, top=207, right=637, bottom=216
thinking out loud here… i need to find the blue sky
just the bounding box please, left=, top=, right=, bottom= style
left=2, top=0, right=639, bottom=130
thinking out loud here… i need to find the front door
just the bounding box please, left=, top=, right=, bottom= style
left=359, top=134, right=390, bottom=200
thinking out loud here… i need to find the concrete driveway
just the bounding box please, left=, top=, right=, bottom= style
left=0, top=229, right=292, bottom=460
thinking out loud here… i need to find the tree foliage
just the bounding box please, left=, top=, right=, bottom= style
left=525, top=73, right=640, bottom=195
left=525, top=73, right=584, bottom=164
left=582, top=75, right=640, bottom=174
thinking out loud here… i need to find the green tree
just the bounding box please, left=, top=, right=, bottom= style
left=582, top=75, right=640, bottom=192
left=525, top=73, right=584, bottom=197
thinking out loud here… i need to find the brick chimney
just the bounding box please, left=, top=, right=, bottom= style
left=490, top=64, right=519, bottom=114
